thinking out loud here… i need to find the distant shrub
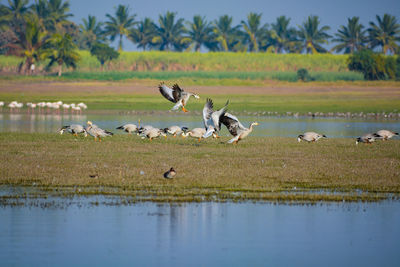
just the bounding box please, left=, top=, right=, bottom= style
left=90, top=43, right=119, bottom=69
left=297, top=68, right=311, bottom=82
left=347, top=50, right=397, bottom=80
left=396, top=57, right=400, bottom=81
left=385, top=57, right=396, bottom=80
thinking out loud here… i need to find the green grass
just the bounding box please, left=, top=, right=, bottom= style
left=0, top=133, right=399, bottom=203
left=54, top=70, right=363, bottom=82
left=1, top=51, right=351, bottom=73
left=0, top=91, right=399, bottom=113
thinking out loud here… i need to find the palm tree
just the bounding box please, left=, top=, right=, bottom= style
left=45, top=33, right=80, bottom=76
left=4, top=18, right=47, bottom=73
left=368, top=14, right=400, bottom=54
left=104, top=4, right=136, bottom=51
left=297, top=15, right=331, bottom=54
left=268, top=15, right=298, bottom=53
left=78, top=15, right=104, bottom=50
left=0, top=0, right=31, bottom=29
left=241, top=13, right=266, bottom=52
left=30, top=0, right=73, bottom=34
left=129, top=17, right=156, bottom=51
left=332, top=17, right=367, bottom=54
left=186, top=15, right=213, bottom=52
left=213, top=15, right=241, bottom=51
left=30, top=0, right=51, bottom=31
left=47, top=0, right=73, bottom=33
left=153, top=11, right=188, bottom=51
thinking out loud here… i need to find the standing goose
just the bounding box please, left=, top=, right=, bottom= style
left=374, top=130, right=399, bottom=141
left=356, top=133, right=380, bottom=145
left=85, top=121, right=113, bottom=142
left=202, top=98, right=229, bottom=138
left=158, top=82, right=200, bottom=112
left=220, top=113, right=259, bottom=144
left=297, top=132, right=327, bottom=142
left=182, top=128, right=207, bottom=142
left=140, top=127, right=167, bottom=141
left=59, top=124, right=87, bottom=137
left=164, top=126, right=188, bottom=137
left=116, top=123, right=138, bottom=134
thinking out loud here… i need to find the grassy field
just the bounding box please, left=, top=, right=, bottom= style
left=1, top=133, right=399, bottom=203
left=0, top=81, right=399, bottom=114
left=0, top=51, right=351, bottom=72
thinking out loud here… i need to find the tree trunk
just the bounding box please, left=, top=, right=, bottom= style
left=58, top=64, right=62, bottom=76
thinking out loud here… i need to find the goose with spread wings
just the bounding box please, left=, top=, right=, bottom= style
left=158, top=82, right=200, bottom=112
left=202, top=98, right=229, bottom=138
left=220, top=113, right=259, bottom=144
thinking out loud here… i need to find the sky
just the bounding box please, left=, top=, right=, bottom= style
left=67, top=0, right=400, bottom=51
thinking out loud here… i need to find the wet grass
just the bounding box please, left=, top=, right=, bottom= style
left=1, top=81, right=400, bottom=113
left=1, top=133, right=399, bottom=203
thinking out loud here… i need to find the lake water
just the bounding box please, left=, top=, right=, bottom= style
left=1, top=199, right=399, bottom=266
left=0, top=113, right=399, bottom=138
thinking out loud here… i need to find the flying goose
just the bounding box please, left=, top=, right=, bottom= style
left=297, top=132, right=327, bottom=142
left=202, top=98, right=229, bottom=138
left=116, top=123, right=138, bottom=134
left=164, top=126, right=188, bottom=137
left=140, top=127, right=167, bottom=141
left=158, top=82, right=200, bottom=112
left=85, top=121, right=113, bottom=141
left=356, top=133, right=380, bottom=145
left=374, top=130, right=399, bottom=141
left=220, top=113, right=259, bottom=144
left=59, top=124, right=87, bottom=137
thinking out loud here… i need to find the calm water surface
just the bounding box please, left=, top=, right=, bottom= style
left=0, top=113, right=399, bottom=138
left=1, top=200, right=400, bottom=266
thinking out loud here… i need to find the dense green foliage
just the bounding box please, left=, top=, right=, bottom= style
left=90, top=43, right=119, bottom=67
left=347, top=50, right=397, bottom=80
left=1, top=52, right=352, bottom=73
left=1, top=0, right=399, bottom=78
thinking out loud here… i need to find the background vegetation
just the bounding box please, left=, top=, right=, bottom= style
left=0, top=0, right=399, bottom=81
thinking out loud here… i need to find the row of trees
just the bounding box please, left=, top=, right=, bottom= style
left=0, top=0, right=399, bottom=74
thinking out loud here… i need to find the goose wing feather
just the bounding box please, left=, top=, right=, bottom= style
left=159, top=83, right=177, bottom=103
left=220, top=112, right=246, bottom=136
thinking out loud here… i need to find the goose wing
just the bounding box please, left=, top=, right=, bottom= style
left=171, top=84, right=183, bottom=101
left=202, top=98, right=214, bottom=128
left=159, top=83, right=178, bottom=103
left=211, top=100, right=229, bottom=131
left=220, top=112, right=246, bottom=136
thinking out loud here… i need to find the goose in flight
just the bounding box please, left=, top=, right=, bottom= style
left=297, top=132, right=327, bottom=142
left=220, top=113, right=259, bottom=144
left=202, top=98, right=229, bottom=138
left=158, top=82, right=200, bottom=112
left=59, top=124, right=87, bottom=137
left=374, top=130, right=399, bottom=141
left=85, top=121, right=113, bottom=141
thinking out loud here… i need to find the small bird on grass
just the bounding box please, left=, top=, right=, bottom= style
left=163, top=168, right=176, bottom=179
left=89, top=174, right=99, bottom=179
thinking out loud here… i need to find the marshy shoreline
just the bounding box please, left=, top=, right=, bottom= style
left=1, top=133, right=399, bottom=204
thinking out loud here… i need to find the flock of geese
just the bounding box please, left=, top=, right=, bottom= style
left=58, top=82, right=399, bottom=145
